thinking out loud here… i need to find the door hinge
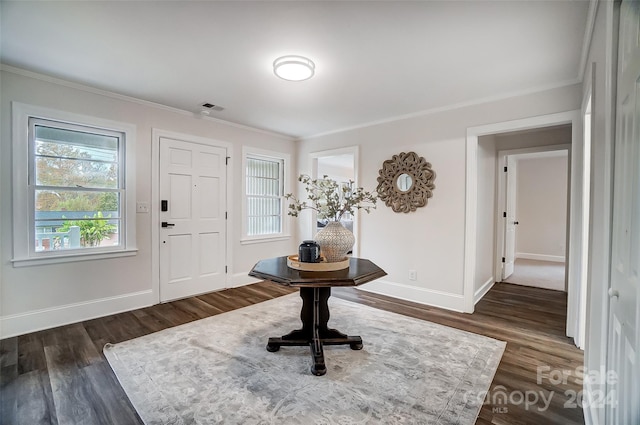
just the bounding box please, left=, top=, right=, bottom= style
left=504, top=166, right=508, bottom=172
left=226, top=156, right=230, bottom=165
left=503, top=211, right=507, bottom=218
left=501, top=257, right=505, bottom=263
left=225, top=211, right=228, bottom=219
left=225, top=266, right=228, bottom=274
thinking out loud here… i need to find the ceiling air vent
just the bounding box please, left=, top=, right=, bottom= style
left=201, top=102, right=224, bottom=111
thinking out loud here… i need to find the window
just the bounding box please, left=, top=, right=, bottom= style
left=31, top=119, right=123, bottom=251
left=242, top=148, right=289, bottom=242
left=12, top=103, right=137, bottom=265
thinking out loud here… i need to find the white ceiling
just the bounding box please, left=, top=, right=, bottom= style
left=1, top=1, right=591, bottom=139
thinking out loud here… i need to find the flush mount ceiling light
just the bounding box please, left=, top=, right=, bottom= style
left=273, top=55, right=315, bottom=81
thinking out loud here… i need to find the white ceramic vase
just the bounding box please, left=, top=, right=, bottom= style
left=315, top=221, right=355, bottom=262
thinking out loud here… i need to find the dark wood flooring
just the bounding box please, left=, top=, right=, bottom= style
left=0, top=282, right=584, bottom=425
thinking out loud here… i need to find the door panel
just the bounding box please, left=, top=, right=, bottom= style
left=199, top=176, right=220, bottom=218
left=168, top=234, right=192, bottom=281
left=503, top=156, right=517, bottom=279
left=160, top=137, right=227, bottom=302
left=199, top=233, right=221, bottom=275
left=169, top=174, right=192, bottom=218
left=607, top=2, right=640, bottom=422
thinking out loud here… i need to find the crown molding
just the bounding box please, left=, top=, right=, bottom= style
left=577, top=0, right=599, bottom=83
left=301, top=79, right=581, bottom=140
left=0, top=63, right=294, bottom=141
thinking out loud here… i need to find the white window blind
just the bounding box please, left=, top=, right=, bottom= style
left=245, top=156, right=283, bottom=236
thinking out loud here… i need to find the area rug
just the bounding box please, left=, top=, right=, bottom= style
left=104, top=293, right=505, bottom=424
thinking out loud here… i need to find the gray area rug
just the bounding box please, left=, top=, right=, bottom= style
left=104, top=294, right=505, bottom=424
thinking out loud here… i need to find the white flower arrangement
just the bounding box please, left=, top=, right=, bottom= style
left=285, top=174, right=377, bottom=221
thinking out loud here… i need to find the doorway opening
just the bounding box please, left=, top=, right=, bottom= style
left=466, top=110, right=586, bottom=348
left=151, top=129, right=231, bottom=304
left=497, top=146, right=570, bottom=293
left=309, top=147, right=358, bottom=255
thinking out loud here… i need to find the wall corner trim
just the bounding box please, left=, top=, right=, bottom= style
left=474, top=277, right=495, bottom=305
left=583, top=377, right=600, bottom=425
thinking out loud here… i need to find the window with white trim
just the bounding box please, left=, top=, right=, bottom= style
left=31, top=119, right=123, bottom=251
left=242, top=149, right=289, bottom=241
left=12, top=103, right=137, bottom=266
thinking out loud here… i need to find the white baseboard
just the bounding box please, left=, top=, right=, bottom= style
left=229, top=272, right=262, bottom=288
left=0, top=290, right=155, bottom=339
left=516, top=252, right=565, bottom=263
left=357, top=279, right=466, bottom=312
left=474, top=277, right=495, bottom=304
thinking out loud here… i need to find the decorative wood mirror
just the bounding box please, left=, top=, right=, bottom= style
left=376, top=151, right=436, bottom=213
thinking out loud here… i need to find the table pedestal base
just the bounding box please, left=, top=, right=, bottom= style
left=266, top=287, right=363, bottom=376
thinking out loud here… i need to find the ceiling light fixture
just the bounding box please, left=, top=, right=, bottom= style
left=273, top=55, right=315, bottom=81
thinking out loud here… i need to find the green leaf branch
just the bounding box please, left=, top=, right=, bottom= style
left=58, top=211, right=116, bottom=247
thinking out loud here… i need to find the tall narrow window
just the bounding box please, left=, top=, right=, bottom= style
left=245, top=155, right=284, bottom=236
left=30, top=118, right=124, bottom=253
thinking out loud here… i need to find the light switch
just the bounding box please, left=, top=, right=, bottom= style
left=136, top=202, right=149, bottom=213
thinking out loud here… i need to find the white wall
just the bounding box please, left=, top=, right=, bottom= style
left=317, top=156, right=354, bottom=183
left=297, top=84, right=581, bottom=312
left=515, top=155, right=568, bottom=262
left=475, top=136, right=497, bottom=299
left=495, top=124, right=573, bottom=150
left=0, top=68, right=298, bottom=337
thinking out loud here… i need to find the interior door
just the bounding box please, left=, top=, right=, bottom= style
left=159, top=137, right=227, bottom=302
left=607, top=1, right=640, bottom=422
left=502, top=156, right=517, bottom=279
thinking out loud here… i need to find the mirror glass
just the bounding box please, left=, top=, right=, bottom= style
left=396, top=173, right=413, bottom=192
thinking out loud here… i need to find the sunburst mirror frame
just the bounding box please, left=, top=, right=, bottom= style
left=376, top=151, right=436, bottom=213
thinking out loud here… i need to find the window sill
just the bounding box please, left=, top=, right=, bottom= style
left=240, top=235, right=291, bottom=245
left=11, top=248, right=138, bottom=268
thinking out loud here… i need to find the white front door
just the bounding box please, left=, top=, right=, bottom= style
left=607, top=1, right=640, bottom=422
left=502, top=156, right=517, bottom=280
left=159, top=137, right=227, bottom=302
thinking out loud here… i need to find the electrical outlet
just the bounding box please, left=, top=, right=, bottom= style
left=409, top=270, right=417, bottom=281
left=136, top=202, right=149, bottom=213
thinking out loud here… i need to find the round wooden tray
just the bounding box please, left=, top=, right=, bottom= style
left=287, top=255, right=350, bottom=271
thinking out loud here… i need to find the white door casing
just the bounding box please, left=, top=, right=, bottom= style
left=308, top=147, right=360, bottom=253
left=159, top=137, right=227, bottom=302
left=607, top=1, right=640, bottom=422
left=502, top=156, right=517, bottom=280
left=494, top=145, right=570, bottom=289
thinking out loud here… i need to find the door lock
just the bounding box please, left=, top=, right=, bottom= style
left=161, top=222, right=175, bottom=228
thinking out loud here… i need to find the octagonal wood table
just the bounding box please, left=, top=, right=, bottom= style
left=249, top=256, right=387, bottom=376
